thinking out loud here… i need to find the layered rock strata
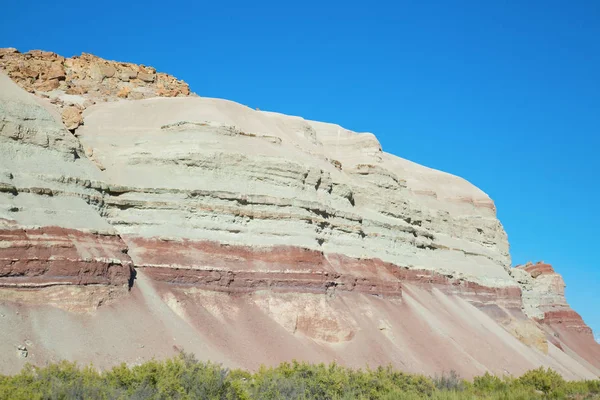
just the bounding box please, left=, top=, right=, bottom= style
left=512, top=262, right=600, bottom=370
left=0, top=72, right=133, bottom=306
left=78, top=97, right=513, bottom=290
left=0, top=48, right=598, bottom=379
left=514, top=262, right=589, bottom=331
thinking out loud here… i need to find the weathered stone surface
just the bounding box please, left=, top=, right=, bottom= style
left=0, top=48, right=18, bottom=57
left=0, top=48, right=192, bottom=122
left=513, top=262, right=600, bottom=369
left=118, top=69, right=137, bottom=81
left=0, top=227, right=132, bottom=287
left=0, top=72, right=133, bottom=296
left=45, top=63, right=65, bottom=80
left=137, top=72, right=155, bottom=82
left=0, top=49, right=598, bottom=379
left=514, top=262, right=586, bottom=329
left=79, top=97, right=513, bottom=289
left=16, top=345, right=27, bottom=358
left=33, top=78, right=60, bottom=91
left=61, top=105, right=83, bottom=130
left=71, top=93, right=598, bottom=377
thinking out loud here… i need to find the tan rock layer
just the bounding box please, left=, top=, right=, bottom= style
left=0, top=285, right=129, bottom=312
left=0, top=47, right=192, bottom=130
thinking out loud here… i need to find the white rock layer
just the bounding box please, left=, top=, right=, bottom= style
left=76, top=96, right=512, bottom=287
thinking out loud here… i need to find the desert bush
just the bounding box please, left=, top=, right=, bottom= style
left=433, top=370, right=466, bottom=391
left=103, top=352, right=240, bottom=399
left=473, top=371, right=510, bottom=392
left=562, top=378, right=600, bottom=399
left=0, top=355, right=599, bottom=400
left=518, top=367, right=566, bottom=396
left=246, top=361, right=436, bottom=399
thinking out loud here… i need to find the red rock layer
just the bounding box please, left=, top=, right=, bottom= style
left=128, top=237, right=402, bottom=297
left=126, top=237, right=523, bottom=309
left=393, top=267, right=523, bottom=308
left=543, top=310, right=593, bottom=334
left=520, top=262, right=555, bottom=278
left=0, top=227, right=133, bottom=287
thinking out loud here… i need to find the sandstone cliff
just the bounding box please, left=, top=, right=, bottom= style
left=512, top=262, right=600, bottom=371
left=0, top=48, right=191, bottom=132
left=0, top=48, right=598, bottom=379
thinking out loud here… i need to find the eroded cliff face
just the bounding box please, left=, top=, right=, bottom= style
left=0, top=48, right=598, bottom=379
left=512, top=262, right=600, bottom=371
left=77, top=96, right=514, bottom=291
left=0, top=48, right=191, bottom=132
left=0, top=72, right=133, bottom=309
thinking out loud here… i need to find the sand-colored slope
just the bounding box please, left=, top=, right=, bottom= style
left=1, top=271, right=597, bottom=379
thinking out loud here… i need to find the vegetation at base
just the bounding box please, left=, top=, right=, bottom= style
left=0, top=352, right=598, bottom=399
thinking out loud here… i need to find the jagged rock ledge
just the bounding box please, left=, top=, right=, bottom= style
left=0, top=47, right=192, bottom=131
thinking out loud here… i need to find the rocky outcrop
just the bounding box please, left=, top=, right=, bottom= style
left=513, top=262, right=585, bottom=329
left=0, top=48, right=191, bottom=131
left=512, top=262, right=600, bottom=370
left=0, top=72, right=133, bottom=308
left=0, top=48, right=598, bottom=379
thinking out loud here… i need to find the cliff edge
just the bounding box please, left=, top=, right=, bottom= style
left=0, top=48, right=598, bottom=379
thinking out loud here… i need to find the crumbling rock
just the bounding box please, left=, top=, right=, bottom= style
left=16, top=345, right=27, bottom=358
left=0, top=48, right=192, bottom=130
left=61, top=105, right=83, bottom=131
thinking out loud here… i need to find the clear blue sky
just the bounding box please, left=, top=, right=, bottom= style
left=2, top=1, right=598, bottom=336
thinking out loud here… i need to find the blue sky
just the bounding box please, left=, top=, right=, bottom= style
left=2, top=1, right=598, bottom=335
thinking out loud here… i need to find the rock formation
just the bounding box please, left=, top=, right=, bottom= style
left=0, top=48, right=191, bottom=131
left=512, top=262, right=600, bottom=371
left=0, top=70, right=133, bottom=310
left=0, top=48, right=598, bottom=379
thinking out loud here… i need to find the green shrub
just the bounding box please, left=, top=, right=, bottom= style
left=518, top=367, right=566, bottom=395
left=0, top=355, right=598, bottom=400
left=474, top=372, right=508, bottom=392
